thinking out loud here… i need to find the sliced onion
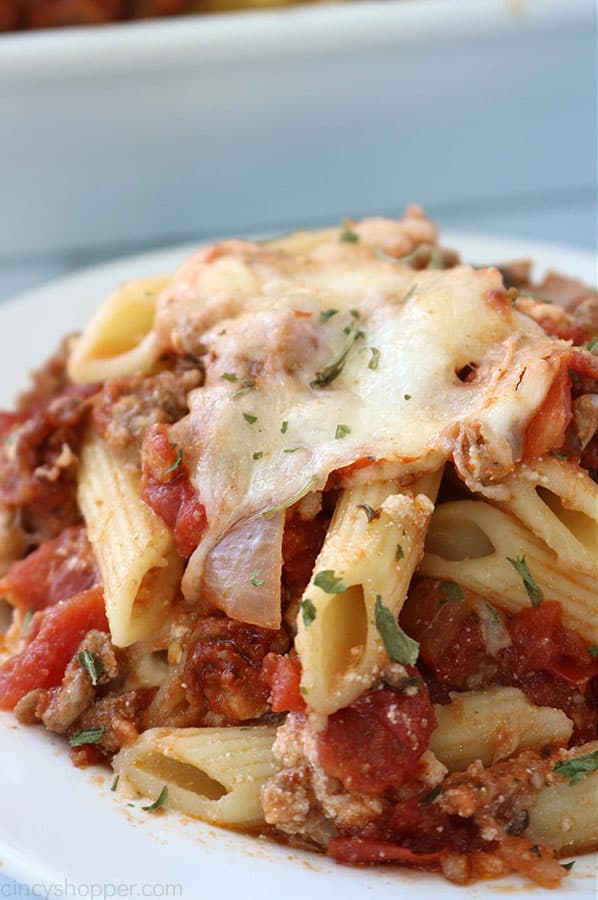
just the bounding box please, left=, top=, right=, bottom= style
left=201, top=512, right=285, bottom=630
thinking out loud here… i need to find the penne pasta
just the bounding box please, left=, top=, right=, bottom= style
left=78, top=430, right=183, bottom=646
left=525, top=741, right=598, bottom=855
left=429, top=686, right=573, bottom=771
left=421, top=500, right=598, bottom=643
left=296, top=470, right=441, bottom=716
left=67, top=277, right=168, bottom=384
left=495, top=456, right=598, bottom=578
left=114, top=725, right=277, bottom=827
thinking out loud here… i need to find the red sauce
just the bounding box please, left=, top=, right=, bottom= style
left=0, top=526, right=98, bottom=612
left=401, top=580, right=598, bottom=740
left=141, top=424, right=207, bottom=557
left=317, top=677, right=436, bottom=795
left=523, top=363, right=572, bottom=461
left=0, top=586, right=108, bottom=710
left=262, top=652, right=306, bottom=713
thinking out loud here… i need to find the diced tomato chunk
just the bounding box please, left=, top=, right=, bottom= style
left=317, top=678, right=436, bottom=795
left=141, top=424, right=207, bottom=558
left=524, top=364, right=572, bottom=461
left=0, top=526, right=98, bottom=612
left=0, top=586, right=107, bottom=710
left=262, top=653, right=306, bottom=713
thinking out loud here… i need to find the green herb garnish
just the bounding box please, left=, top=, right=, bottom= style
left=320, top=309, right=339, bottom=322
left=314, top=570, right=348, bottom=593
left=243, top=413, right=257, bottom=425
left=561, top=861, right=575, bottom=872
left=78, top=649, right=103, bottom=686
left=165, top=447, right=183, bottom=474
left=250, top=572, right=264, bottom=587
left=142, top=785, right=169, bottom=812
left=440, top=581, right=464, bottom=603
left=310, top=337, right=357, bottom=389
left=357, top=503, right=380, bottom=523
left=252, top=451, right=263, bottom=460
left=111, top=775, right=120, bottom=792
left=589, top=646, right=598, bottom=657
left=335, top=424, right=351, bottom=439
left=396, top=544, right=404, bottom=561
left=368, top=348, right=380, bottom=371
left=69, top=726, right=105, bottom=747
left=374, top=595, right=419, bottom=665
left=301, top=598, right=317, bottom=627
left=421, top=785, right=441, bottom=807
left=507, top=555, right=543, bottom=607
left=403, top=394, right=412, bottom=400
left=280, top=420, right=288, bottom=434
left=340, top=226, right=359, bottom=243
left=20, top=609, right=34, bottom=638
left=553, top=750, right=598, bottom=785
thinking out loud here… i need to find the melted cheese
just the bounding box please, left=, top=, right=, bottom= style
left=152, top=229, right=571, bottom=622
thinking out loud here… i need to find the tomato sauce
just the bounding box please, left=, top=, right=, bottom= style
left=141, top=424, right=207, bottom=557
left=0, top=586, right=108, bottom=710
left=0, top=526, right=98, bottom=612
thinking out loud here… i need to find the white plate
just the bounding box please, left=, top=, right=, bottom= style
left=0, top=234, right=596, bottom=899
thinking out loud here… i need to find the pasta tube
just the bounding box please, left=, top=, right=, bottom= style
left=67, top=276, right=168, bottom=384
left=496, top=457, right=598, bottom=578
left=429, top=686, right=573, bottom=771
left=78, top=431, right=183, bottom=646
left=114, top=725, right=277, bottom=827
left=296, top=470, right=441, bottom=716
left=421, top=501, right=598, bottom=642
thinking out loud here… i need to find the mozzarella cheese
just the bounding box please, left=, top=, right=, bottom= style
left=153, top=227, right=571, bottom=625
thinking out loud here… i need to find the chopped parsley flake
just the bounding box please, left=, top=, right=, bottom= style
left=301, top=597, right=317, bottom=626
left=340, top=226, right=359, bottom=243
left=314, top=570, right=348, bottom=594
left=20, top=609, right=33, bottom=638
left=111, top=775, right=120, bottom=792
left=402, top=284, right=417, bottom=303
left=395, top=543, right=404, bottom=561
left=368, top=348, right=380, bottom=370
left=561, top=861, right=575, bottom=872
left=421, top=785, right=441, bottom=807
left=250, top=572, right=264, bottom=587
left=221, top=372, right=240, bottom=382
left=403, top=394, right=411, bottom=400
left=586, top=338, right=598, bottom=353
left=252, top=451, right=263, bottom=460
left=374, top=595, right=419, bottom=665
left=280, top=420, right=288, bottom=434
left=69, top=726, right=105, bottom=747
left=350, top=309, right=360, bottom=318
left=320, top=309, right=339, bottom=322
left=142, top=785, right=169, bottom=813
left=311, top=336, right=357, bottom=388
left=507, top=555, right=543, bottom=607
left=485, top=602, right=500, bottom=624
left=553, top=750, right=598, bottom=785
left=165, top=447, right=183, bottom=474
left=440, top=581, right=464, bottom=603
left=78, top=649, right=103, bottom=686
left=357, top=503, right=380, bottom=523
left=283, top=447, right=303, bottom=454
left=335, top=423, right=351, bottom=439
left=589, top=646, right=598, bottom=657
left=243, top=413, right=257, bottom=425
left=233, top=385, right=256, bottom=399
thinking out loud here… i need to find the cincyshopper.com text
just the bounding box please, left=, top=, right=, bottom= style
left=0, top=881, right=183, bottom=899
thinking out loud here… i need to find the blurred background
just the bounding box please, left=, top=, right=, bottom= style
left=0, top=0, right=595, bottom=297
